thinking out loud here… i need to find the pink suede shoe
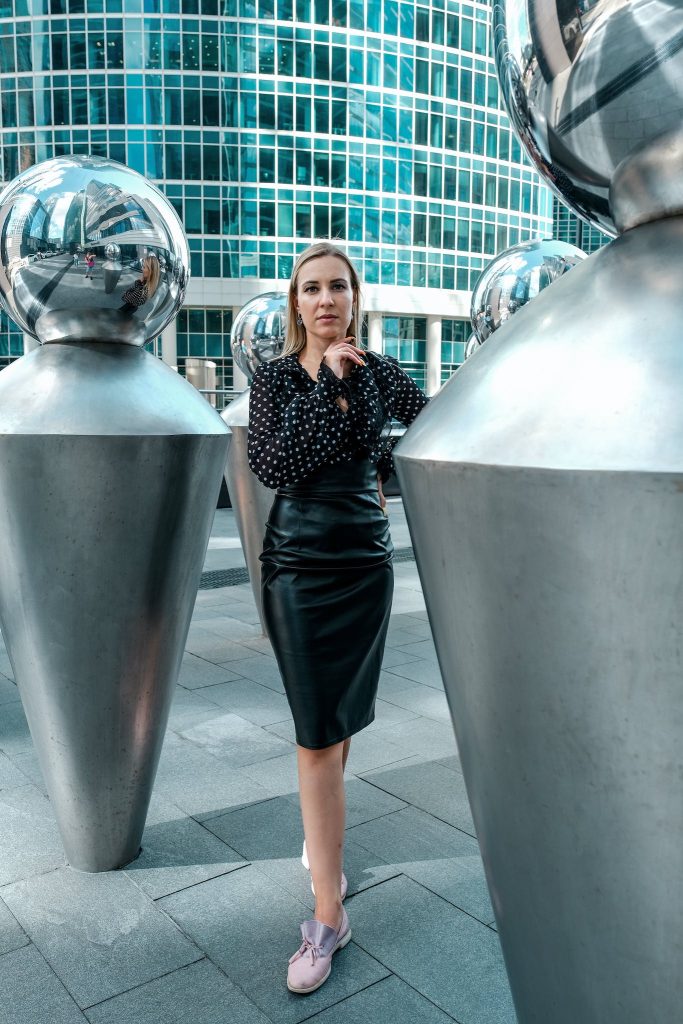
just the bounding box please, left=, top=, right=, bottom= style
left=287, top=908, right=351, bottom=994
left=301, top=841, right=348, bottom=900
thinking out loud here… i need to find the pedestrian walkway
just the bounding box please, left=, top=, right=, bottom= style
left=0, top=501, right=517, bottom=1024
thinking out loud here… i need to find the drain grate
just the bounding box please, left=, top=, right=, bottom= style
left=199, top=546, right=415, bottom=590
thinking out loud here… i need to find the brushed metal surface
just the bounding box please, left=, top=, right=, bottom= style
left=0, top=343, right=228, bottom=871
left=222, top=390, right=274, bottom=632
left=395, top=217, right=683, bottom=1022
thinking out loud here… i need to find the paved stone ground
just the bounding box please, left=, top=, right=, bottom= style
left=0, top=500, right=517, bottom=1024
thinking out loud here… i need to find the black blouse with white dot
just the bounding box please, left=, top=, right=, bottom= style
left=247, top=350, right=429, bottom=489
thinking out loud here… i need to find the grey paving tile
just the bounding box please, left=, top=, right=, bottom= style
left=203, top=617, right=264, bottom=641
left=154, top=733, right=272, bottom=821
left=364, top=698, right=421, bottom=731
left=380, top=647, right=420, bottom=670
left=195, top=677, right=291, bottom=727
left=0, top=749, right=33, bottom=791
left=287, top=776, right=407, bottom=829
left=159, top=866, right=390, bottom=1024
left=221, top=653, right=285, bottom=693
left=3, top=866, right=202, bottom=1009
left=376, top=671, right=427, bottom=705
left=204, top=797, right=399, bottom=906
left=84, top=957, right=270, bottom=1024
left=178, top=713, right=293, bottom=767
left=360, top=758, right=475, bottom=837
left=370, top=717, right=458, bottom=761
left=0, top=648, right=14, bottom=679
left=348, top=805, right=493, bottom=924
left=304, top=975, right=454, bottom=1024
left=349, top=875, right=516, bottom=1024
left=0, top=896, right=29, bottom=955
left=240, top=750, right=300, bottom=798
left=0, top=674, right=20, bottom=705
left=123, top=794, right=248, bottom=900
left=167, top=686, right=223, bottom=732
left=260, top=722, right=411, bottom=776
left=235, top=634, right=274, bottom=655
left=379, top=685, right=452, bottom=724
left=4, top=746, right=48, bottom=795
left=344, top=729, right=417, bottom=775
left=0, top=785, right=66, bottom=885
left=0, top=945, right=87, bottom=1024
left=185, top=632, right=255, bottom=665
left=0, top=700, right=33, bottom=755
left=437, top=754, right=463, bottom=774
left=178, top=652, right=244, bottom=691
left=384, top=659, right=444, bottom=689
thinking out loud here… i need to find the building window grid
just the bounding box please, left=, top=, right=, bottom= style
left=0, top=0, right=552, bottom=366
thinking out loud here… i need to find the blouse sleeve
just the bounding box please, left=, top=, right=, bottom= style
left=247, top=361, right=352, bottom=488
left=383, top=355, right=430, bottom=426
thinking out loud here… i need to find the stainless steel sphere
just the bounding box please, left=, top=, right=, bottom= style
left=0, top=155, right=189, bottom=346
left=493, top=1, right=683, bottom=235
left=104, top=242, right=121, bottom=262
left=471, top=239, right=585, bottom=343
left=231, top=292, right=287, bottom=379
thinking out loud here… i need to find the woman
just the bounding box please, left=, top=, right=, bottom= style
left=247, top=242, right=428, bottom=995
left=120, top=254, right=160, bottom=311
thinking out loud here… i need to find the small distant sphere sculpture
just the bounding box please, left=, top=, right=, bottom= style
left=104, top=242, right=121, bottom=261
left=230, top=292, right=287, bottom=379
left=492, top=0, right=683, bottom=235
left=471, top=239, right=585, bottom=343
left=0, top=155, right=188, bottom=346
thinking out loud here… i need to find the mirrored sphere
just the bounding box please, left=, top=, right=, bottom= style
left=471, top=238, right=585, bottom=343
left=0, top=155, right=189, bottom=346
left=231, top=292, right=287, bottom=379
left=493, top=0, right=683, bottom=235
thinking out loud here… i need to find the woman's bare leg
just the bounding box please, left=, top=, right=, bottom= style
left=297, top=741, right=345, bottom=930
left=342, top=736, right=351, bottom=772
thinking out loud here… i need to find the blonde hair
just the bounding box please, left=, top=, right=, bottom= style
left=281, top=242, right=362, bottom=358
left=143, top=255, right=160, bottom=297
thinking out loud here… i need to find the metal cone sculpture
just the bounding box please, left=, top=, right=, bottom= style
left=0, top=156, right=229, bottom=870
left=396, top=3, right=683, bottom=1021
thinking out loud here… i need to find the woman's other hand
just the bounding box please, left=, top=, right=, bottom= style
left=323, top=337, right=366, bottom=379
left=377, top=474, right=387, bottom=513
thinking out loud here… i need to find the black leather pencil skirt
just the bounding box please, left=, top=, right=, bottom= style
left=260, top=460, right=394, bottom=749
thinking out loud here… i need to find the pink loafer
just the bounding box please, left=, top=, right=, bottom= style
left=287, top=908, right=351, bottom=994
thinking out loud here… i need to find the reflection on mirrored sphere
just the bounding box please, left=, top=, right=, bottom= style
left=493, top=0, right=683, bottom=236
left=464, top=334, right=482, bottom=360
left=471, top=238, right=585, bottom=343
left=231, top=292, right=287, bottom=379
left=0, top=155, right=189, bottom=346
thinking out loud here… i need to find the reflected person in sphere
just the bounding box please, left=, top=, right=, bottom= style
left=120, top=255, right=160, bottom=312
left=247, top=242, right=428, bottom=995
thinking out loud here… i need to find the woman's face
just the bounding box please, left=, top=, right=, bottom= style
left=295, top=255, right=354, bottom=344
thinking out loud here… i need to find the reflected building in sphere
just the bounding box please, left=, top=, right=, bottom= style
left=0, top=0, right=553, bottom=391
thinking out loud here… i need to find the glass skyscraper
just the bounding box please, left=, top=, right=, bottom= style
left=0, top=0, right=553, bottom=390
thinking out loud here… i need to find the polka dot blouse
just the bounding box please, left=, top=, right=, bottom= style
left=248, top=350, right=429, bottom=489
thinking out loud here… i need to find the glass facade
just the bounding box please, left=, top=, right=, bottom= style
left=0, top=0, right=554, bottom=387
left=553, top=198, right=610, bottom=256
